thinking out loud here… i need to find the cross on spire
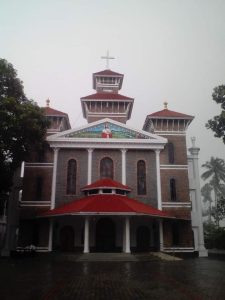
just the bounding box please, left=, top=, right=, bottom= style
left=101, top=50, right=115, bottom=70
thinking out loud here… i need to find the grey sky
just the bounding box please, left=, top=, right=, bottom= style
left=1, top=0, right=225, bottom=170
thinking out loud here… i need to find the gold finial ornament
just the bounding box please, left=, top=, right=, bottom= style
left=163, top=101, right=168, bottom=109
left=46, top=98, right=50, bottom=107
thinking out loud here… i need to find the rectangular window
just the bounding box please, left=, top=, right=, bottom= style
left=36, top=177, right=43, bottom=201
left=170, top=178, right=177, bottom=201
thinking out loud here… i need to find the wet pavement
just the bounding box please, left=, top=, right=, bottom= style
left=0, top=254, right=225, bottom=300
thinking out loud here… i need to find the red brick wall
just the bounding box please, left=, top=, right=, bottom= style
left=163, top=220, right=193, bottom=247
left=160, top=169, right=190, bottom=202
left=55, top=149, right=88, bottom=206
left=126, top=150, right=157, bottom=206
left=22, top=167, right=53, bottom=202
left=160, top=135, right=188, bottom=165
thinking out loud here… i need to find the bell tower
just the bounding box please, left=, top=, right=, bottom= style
left=80, top=53, right=134, bottom=124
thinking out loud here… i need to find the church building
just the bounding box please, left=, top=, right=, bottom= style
left=16, top=58, right=207, bottom=256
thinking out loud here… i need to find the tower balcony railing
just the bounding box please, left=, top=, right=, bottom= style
left=96, top=82, right=119, bottom=88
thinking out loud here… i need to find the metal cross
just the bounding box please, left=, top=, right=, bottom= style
left=101, top=50, right=115, bottom=69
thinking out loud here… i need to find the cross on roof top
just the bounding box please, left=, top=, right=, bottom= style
left=101, top=50, right=115, bottom=70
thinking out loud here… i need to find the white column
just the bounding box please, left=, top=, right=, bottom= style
left=51, top=148, right=59, bottom=209
left=155, top=150, right=162, bottom=210
left=84, top=216, right=90, bottom=253
left=159, top=219, right=164, bottom=251
left=48, top=219, right=54, bottom=252
left=122, top=220, right=126, bottom=252
left=87, top=149, right=93, bottom=184
left=121, top=149, right=127, bottom=185
left=125, top=217, right=131, bottom=253
left=188, top=137, right=207, bottom=257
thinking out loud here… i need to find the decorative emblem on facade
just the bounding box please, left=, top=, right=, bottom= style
left=66, top=122, right=150, bottom=139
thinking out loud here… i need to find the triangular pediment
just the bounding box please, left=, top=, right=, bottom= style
left=48, top=118, right=165, bottom=142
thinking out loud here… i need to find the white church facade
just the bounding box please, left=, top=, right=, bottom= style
left=3, top=59, right=207, bottom=257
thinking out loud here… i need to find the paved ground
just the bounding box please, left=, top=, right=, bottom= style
left=0, top=254, right=225, bottom=300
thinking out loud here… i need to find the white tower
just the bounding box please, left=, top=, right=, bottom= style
left=188, top=137, right=208, bottom=257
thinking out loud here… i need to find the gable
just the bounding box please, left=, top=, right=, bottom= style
left=47, top=118, right=167, bottom=146
left=65, top=121, right=150, bottom=139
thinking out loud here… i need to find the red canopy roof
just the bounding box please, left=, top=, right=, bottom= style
left=44, top=106, right=68, bottom=117
left=93, top=70, right=123, bottom=76
left=82, top=178, right=131, bottom=191
left=81, top=92, right=133, bottom=101
left=40, top=194, right=174, bottom=218
left=148, top=109, right=194, bottom=119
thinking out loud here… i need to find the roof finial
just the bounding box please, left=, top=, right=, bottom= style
left=101, top=50, right=115, bottom=69
left=46, top=98, right=50, bottom=107
left=163, top=101, right=168, bottom=109
left=191, top=136, right=196, bottom=148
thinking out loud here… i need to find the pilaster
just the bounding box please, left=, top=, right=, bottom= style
left=87, top=148, right=94, bottom=184
left=51, top=148, right=59, bottom=210
left=84, top=216, right=90, bottom=253
left=121, top=149, right=127, bottom=185
left=155, top=150, right=162, bottom=210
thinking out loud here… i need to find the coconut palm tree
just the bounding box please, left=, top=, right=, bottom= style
left=202, top=157, right=225, bottom=226
left=201, top=183, right=213, bottom=222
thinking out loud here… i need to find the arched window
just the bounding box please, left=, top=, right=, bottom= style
left=67, top=159, right=77, bottom=194
left=170, top=178, right=177, bottom=201
left=168, top=142, right=174, bottom=164
left=137, top=160, right=146, bottom=195
left=100, top=157, right=113, bottom=179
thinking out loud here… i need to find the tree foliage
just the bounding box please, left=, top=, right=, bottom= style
left=201, top=157, right=225, bottom=226
left=206, top=85, right=225, bottom=144
left=0, top=58, right=48, bottom=195
left=204, top=222, right=225, bottom=249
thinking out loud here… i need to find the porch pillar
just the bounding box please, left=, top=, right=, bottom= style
left=48, top=219, right=54, bottom=252
left=125, top=217, right=131, bottom=253
left=121, top=149, right=127, bottom=185
left=122, top=219, right=125, bottom=252
left=87, top=148, right=93, bottom=185
left=155, top=150, right=162, bottom=210
left=159, top=219, right=164, bottom=251
left=51, top=148, right=59, bottom=209
left=84, top=216, right=90, bottom=253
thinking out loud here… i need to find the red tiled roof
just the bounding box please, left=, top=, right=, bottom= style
left=93, top=70, right=123, bottom=76
left=82, top=179, right=131, bottom=191
left=43, top=106, right=68, bottom=117
left=40, top=194, right=174, bottom=218
left=81, top=92, right=133, bottom=100
left=148, top=109, right=194, bottom=119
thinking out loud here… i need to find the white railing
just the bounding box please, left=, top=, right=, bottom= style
left=19, top=201, right=51, bottom=207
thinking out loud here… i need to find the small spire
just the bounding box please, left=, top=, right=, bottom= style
left=163, top=101, right=168, bottom=109
left=46, top=98, right=50, bottom=107
left=191, top=136, right=196, bottom=148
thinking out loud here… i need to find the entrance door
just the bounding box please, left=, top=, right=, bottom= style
left=60, top=226, right=75, bottom=252
left=96, top=218, right=116, bottom=252
left=136, top=226, right=150, bottom=252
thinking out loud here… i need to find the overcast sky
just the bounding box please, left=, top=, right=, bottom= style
left=1, top=0, right=225, bottom=172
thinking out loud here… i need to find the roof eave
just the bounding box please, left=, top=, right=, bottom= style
left=39, top=211, right=176, bottom=218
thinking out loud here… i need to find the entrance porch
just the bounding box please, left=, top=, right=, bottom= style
left=49, top=215, right=160, bottom=253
